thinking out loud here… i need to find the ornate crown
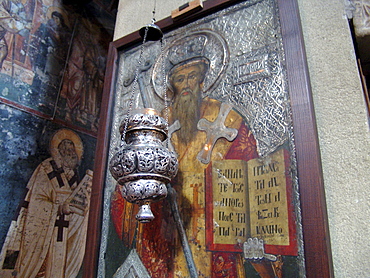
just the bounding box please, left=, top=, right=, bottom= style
left=168, top=34, right=207, bottom=66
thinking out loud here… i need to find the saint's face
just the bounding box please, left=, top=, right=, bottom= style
left=170, top=63, right=205, bottom=144
left=59, top=140, right=79, bottom=169
left=171, top=64, right=203, bottom=102
left=52, top=15, right=61, bottom=27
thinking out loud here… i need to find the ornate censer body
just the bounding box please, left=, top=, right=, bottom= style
left=109, top=108, right=178, bottom=222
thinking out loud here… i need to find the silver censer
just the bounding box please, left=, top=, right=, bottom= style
left=109, top=108, right=178, bottom=222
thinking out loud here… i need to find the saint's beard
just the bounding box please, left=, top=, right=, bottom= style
left=172, top=89, right=201, bottom=144
left=62, top=154, right=79, bottom=170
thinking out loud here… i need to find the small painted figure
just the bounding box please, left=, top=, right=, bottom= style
left=0, top=0, right=31, bottom=68
left=29, top=10, right=71, bottom=98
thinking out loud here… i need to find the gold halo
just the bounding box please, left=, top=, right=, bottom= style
left=50, top=129, right=83, bottom=161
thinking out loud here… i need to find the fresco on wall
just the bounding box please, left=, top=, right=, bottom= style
left=0, top=0, right=111, bottom=133
left=0, top=0, right=113, bottom=275
left=100, top=1, right=305, bottom=277
left=58, top=17, right=107, bottom=132
left=0, top=104, right=96, bottom=277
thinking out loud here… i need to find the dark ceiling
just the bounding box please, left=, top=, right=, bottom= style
left=62, top=0, right=118, bottom=36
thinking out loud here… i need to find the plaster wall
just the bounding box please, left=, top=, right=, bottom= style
left=114, top=0, right=370, bottom=277
left=114, top=0, right=186, bottom=40
left=297, top=0, right=370, bottom=277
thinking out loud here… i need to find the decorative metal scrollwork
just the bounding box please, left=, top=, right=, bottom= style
left=109, top=109, right=178, bottom=222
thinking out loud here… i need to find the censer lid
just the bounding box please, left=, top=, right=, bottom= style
left=119, top=108, right=168, bottom=136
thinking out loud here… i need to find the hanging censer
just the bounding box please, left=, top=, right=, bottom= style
left=109, top=16, right=178, bottom=223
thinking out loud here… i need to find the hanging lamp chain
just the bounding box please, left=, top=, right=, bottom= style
left=120, top=26, right=149, bottom=145
left=121, top=0, right=169, bottom=146
left=160, top=38, right=170, bottom=148
left=152, top=0, right=157, bottom=23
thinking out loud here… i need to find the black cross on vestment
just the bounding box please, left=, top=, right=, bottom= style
left=48, top=160, right=65, bottom=188
left=12, top=188, right=29, bottom=221
left=55, top=215, right=69, bottom=242
left=68, top=171, right=78, bottom=187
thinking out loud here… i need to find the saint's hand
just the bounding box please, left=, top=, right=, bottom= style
left=58, top=202, right=74, bottom=215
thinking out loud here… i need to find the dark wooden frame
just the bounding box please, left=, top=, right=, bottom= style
left=83, top=0, right=334, bottom=277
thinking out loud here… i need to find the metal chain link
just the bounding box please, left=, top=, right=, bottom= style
left=152, top=0, right=156, bottom=23
left=160, top=38, right=170, bottom=148
left=120, top=27, right=149, bottom=146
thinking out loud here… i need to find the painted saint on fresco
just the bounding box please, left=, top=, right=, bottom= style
left=60, top=18, right=106, bottom=132
left=29, top=9, right=71, bottom=95
left=0, top=1, right=110, bottom=133
left=0, top=128, right=93, bottom=278
left=0, top=0, right=31, bottom=68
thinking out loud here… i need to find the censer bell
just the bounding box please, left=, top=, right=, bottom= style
left=109, top=109, right=178, bottom=222
left=139, top=23, right=163, bottom=41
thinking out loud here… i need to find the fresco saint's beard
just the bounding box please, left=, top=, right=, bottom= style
left=173, top=88, right=201, bottom=144
left=62, top=153, right=79, bottom=170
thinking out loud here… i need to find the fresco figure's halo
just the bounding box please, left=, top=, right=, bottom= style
left=50, top=128, right=84, bottom=161
left=46, top=6, right=71, bottom=29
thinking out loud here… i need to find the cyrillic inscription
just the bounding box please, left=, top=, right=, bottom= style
left=212, top=160, right=249, bottom=245
left=248, top=149, right=289, bottom=246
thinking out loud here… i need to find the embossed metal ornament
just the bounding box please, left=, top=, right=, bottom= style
left=109, top=11, right=178, bottom=223
left=109, top=109, right=178, bottom=222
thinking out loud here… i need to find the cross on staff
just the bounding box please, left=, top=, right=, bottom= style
left=55, top=215, right=69, bottom=242
left=47, top=160, right=65, bottom=188
left=197, top=103, right=238, bottom=164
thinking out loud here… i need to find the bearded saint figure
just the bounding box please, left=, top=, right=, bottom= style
left=169, top=57, right=208, bottom=144
left=111, top=54, right=259, bottom=277
left=110, top=31, right=289, bottom=277
left=0, top=129, right=93, bottom=278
